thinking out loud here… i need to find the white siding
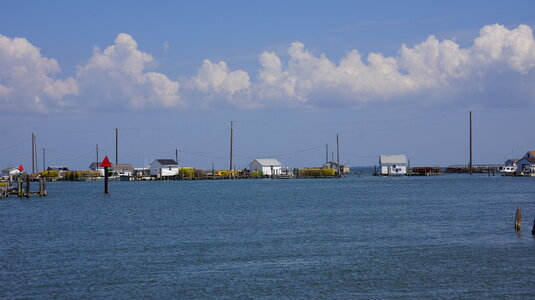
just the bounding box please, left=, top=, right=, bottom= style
left=150, top=160, right=179, bottom=177
left=249, top=159, right=282, bottom=176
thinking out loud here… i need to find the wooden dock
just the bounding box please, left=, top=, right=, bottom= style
left=0, top=175, right=47, bottom=198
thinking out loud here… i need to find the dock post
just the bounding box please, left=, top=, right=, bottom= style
left=39, top=178, right=43, bottom=196
left=25, top=174, right=30, bottom=198
left=43, top=178, right=47, bottom=197
left=515, top=207, right=522, bottom=231
left=532, top=218, right=535, bottom=235
left=17, top=175, right=22, bottom=198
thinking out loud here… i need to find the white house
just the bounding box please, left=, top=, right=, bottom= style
left=1, top=167, right=21, bottom=177
left=249, top=159, right=282, bottom=176
left=379, top=154, right=408, bottom=176
left=516, top=151, right=535, bottom=175
left=150, top=159, right=179, bottom=177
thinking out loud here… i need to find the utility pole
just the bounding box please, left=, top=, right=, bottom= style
left=469, top=111, right=473, bottom=175
left=34, top=133, right=39, bottom=173
left=115, top=128, right=119, bottom=165
left=229, top=121, right=233, bottom=171
left=31, top=133, right=35, bottom=174
left=325, top=144, right=328, bottom=164
left=336, top=134, right=340, bottom=176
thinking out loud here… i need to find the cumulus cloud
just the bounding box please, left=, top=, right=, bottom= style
left=2, top=24, right=535, bottom=113
left=0, top=33, right=181, bottom=114
left=76, top=33, right=182, bottom=108
left=192, top=24, right=535, bottom=109
left=0, top=34, right=78, bottom=113
left=189, top=59, right=252, bottom=108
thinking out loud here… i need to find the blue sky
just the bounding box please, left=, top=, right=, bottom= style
left=1, top=0, right=535, bottom=170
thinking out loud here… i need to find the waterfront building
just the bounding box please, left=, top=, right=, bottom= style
left=322, top=162, right=350, bottom=174
left=516, top=151, right=535, bottom=175
left=112, top=164, right=134, bottom=177
left=379, top=154, right=408, bottom=176
left=1, top=166, right=20, bottom=178
left=249, top=159, right=282, bottom=176
left=150, top=159, right=179, bottom=178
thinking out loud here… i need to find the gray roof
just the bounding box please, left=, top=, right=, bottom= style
left=2, top=166, right=17, bottom=172
left=250, top=158, right=282, bottom=167
left=155, top=159, right=178, bottom=166
left=379, top=154, right=407, bottom=164
left=112, top=164, right=134, bottom=170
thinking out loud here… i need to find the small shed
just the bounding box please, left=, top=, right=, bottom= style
left=379, top=154, right=408, bottom=176
left=249, top=159, right=282, bottom=176
left=150, top=159, right=179, bottom=177
left=322, top=162, right=350, bottom=174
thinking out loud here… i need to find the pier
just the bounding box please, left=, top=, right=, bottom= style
left=0, top=175, right=47, bottom=198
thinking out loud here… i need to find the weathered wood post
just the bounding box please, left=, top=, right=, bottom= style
left=101, top=156, right=111, bottom=194
left=17, top=175, right=22, bottom=198
left=514, top=206, right=522, bottom=231
left=43, top=177, right=47, bottom=197
left=25, top=174, right=30, bottom=198
left=39, top=178, right=43, bottom=196
left=532, top=218, right=535, bottom=235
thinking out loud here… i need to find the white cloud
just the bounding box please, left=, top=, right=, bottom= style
left=190, top=24, right=535, bottom=109
left=76, top=33, right=182, bottom=108
left=2, top=24, right=535, bottom=113
left=0, top=34, right=78, bottom=113
left=192, top=59, right=250, bottom=94
left=189, top=59, right=252, bottom=108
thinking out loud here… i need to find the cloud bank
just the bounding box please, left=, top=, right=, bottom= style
left=1, top=24, right=534, bottom=113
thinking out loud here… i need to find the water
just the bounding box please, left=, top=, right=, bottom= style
left=1, top=174, right=535, bottom=298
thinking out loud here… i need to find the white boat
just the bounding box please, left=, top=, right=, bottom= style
left=500, top=165, right=517, bottom=176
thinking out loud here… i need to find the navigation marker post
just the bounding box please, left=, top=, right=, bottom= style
left=101, top=156, right=112, bottom=194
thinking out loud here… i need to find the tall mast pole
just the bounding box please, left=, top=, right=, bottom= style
left=325, top=144, right=328, bottom=164
left=115, top=128, right=119, bottom=165
left=31, top=133, right=35, bottom=174
left=336, top=134, right=340, bottom=176
left=96, top=144, right=99, bottom=165
left=176, top=149, right=179, bottom=165
left=43, top=148, right=46, bottom=171
left=34, top=133, right=38, bottom=172
left=469, top=111, right=473, bottom=175
left=230, top=121, right=233, bottom=170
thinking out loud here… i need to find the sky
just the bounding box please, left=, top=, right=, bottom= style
left=1, top=0, right=535, bottom=170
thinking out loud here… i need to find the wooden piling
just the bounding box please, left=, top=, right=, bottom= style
left=25, top=174, right=30, bottom=198
left=514, top=206, right=522, bottom=231
left=39, top=178, right=43, bottom=196
left=43, top=178, right=47, bottom=197
left=17, top=175, right=22, bottom=198
left=532, top=218, right=535, bottom=235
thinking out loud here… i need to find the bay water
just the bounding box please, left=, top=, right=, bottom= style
left=1, top=174, right=535, bottom=298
